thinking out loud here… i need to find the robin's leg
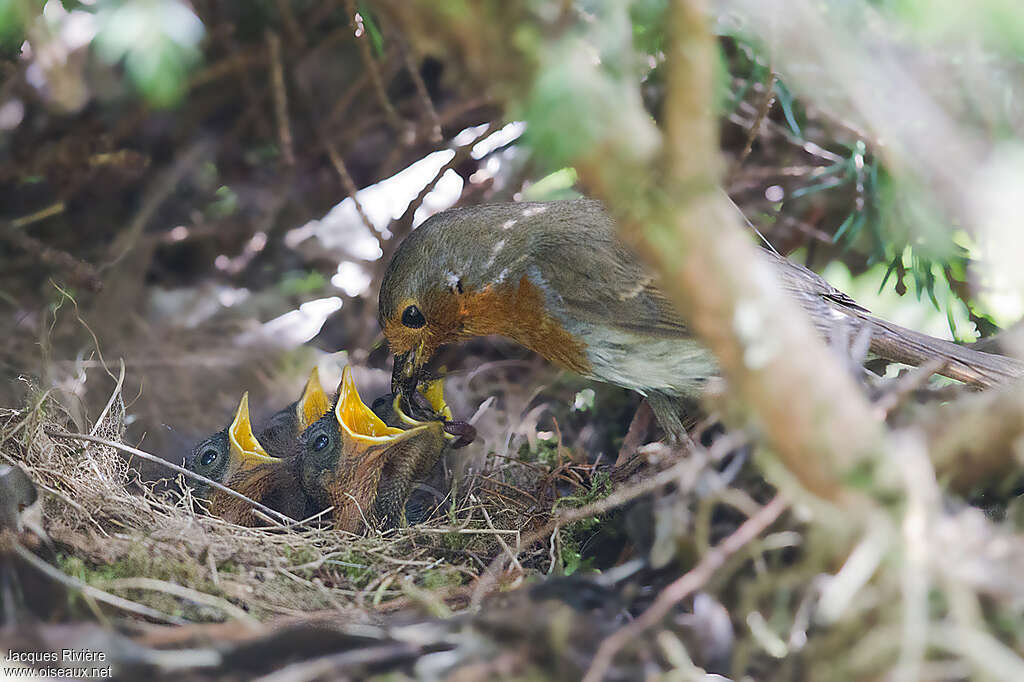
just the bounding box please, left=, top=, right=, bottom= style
left=646, top=391, right=691, bottom=445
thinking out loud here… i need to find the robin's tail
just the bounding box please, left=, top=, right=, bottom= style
left=852, top=310, right=1024, bottom=387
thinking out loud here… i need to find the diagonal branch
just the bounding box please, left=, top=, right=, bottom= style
left=577, top=0, right=889, bottom=504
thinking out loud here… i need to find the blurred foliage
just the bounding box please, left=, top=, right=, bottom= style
left=511, top=0, right=1024, bottom=340
left=93, top=0, right=203, bottom=106
left=0, top=0, right=202, bottom=106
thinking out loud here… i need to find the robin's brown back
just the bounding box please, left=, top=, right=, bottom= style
left=379, top=199, right=1024, bottom=439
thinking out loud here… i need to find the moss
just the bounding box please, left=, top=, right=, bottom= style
left=57, top=550, right=228, bottom=621
left=442, top=530, right=470, bottom=551
left=550, top=471, right=614, bottom=575
left=420, top=566, right=465, bottom=590
left=517, top=437, right=561, bottom=467
left=326, top=550, right=374, bottom=585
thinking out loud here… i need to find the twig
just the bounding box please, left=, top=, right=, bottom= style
left=253, top=642, right=420, bottom=682
left=90, top=358, right=125, bottom=438
left=12, top=541, right=187, bottom=625
left=289, top=66, right=382, bottom=243
left=873, top=358, right=945, bottom=417
left=615, top=399, right=653, bottom=467
left=274, top=0, right=305, bottom=47
left=266, top=30, right=295, bottom=166
left=471, top=451, right=706, bottom=608
left=9, top=202, right=65, bottom=229
left=477, top=496, right=522, bottom=574
left=728, top=68, right=777, bottom=182
left=1, top=228, right=103, bottom=292
left=43, top=431, right=296, bottom=526
left=344, top=0, right=406, bottom=134
left=401, top=41, right=442, bottom=142
left=931, top=623, right=1024, bottom=682
left=582, top=495, right=788, bottom=682
left=104, top=140, right=214, bottom=269
left=920, top=379, right=1024, bottom=492
left=104, top=577, right=261, bottom=628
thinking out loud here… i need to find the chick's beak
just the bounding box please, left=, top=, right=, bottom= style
left=228, top=392, right=278, bottom=472
left=337, top=366, right=433, bottom=456
left=296, top=366, right=331, bottom=430
left=389, top=378, right=476, bottom=449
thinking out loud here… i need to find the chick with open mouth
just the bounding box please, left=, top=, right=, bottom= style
left=184, top=368, right=331, bottom=499
left=296, top=366, right=470, bottom=532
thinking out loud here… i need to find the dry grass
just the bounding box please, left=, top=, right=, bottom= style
left=3, top=340, right=1024, bottom=680
left=0, top=362, right=604, bottom=626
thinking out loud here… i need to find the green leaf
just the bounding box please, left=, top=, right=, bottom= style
left=833, top=211, right=864, bottom=245
left=774, top=80, right=802, bottom=138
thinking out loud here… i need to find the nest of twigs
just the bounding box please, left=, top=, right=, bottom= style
left=3, top=357, right=1024, bottom=681
left=0, top=367, right=608, bottom=624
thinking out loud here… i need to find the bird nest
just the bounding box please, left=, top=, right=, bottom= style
left=0, top=371, right=605, bottom=626
left=4, top=359, right=1024, bottom=681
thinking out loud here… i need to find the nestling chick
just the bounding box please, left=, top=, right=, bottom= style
left=295, top=366, right=456, bottom=532
left=184, top=368, right=330, bottom=498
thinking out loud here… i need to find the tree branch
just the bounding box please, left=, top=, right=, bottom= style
left=576, top=0, right=889, bottom=504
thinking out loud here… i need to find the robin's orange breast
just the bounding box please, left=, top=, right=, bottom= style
left=459, top=276, right=592, bottom=375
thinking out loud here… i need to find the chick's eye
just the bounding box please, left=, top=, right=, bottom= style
left=200, top=449, right=218, bottom=466
left=401, top=304, right=426, bottom=329
left=312, top=434, right=330, bottom=452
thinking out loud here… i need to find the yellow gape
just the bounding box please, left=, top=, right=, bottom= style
left=226, top=392, right=277, bottom=481
left=296, top=367, right=331, bottom=431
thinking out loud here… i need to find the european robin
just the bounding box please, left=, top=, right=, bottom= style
left=294, top=366, right=455, bottom=532
left=379, top=199, right=1024, bottom=439
left=184, top=368, right=331, bottom=497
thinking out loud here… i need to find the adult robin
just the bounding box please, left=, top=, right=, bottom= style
left=379, top=198, right=1024, bottom=439
left=291, top=365, right=456, bottom=532
left=184, top=368, right=330, bottom=497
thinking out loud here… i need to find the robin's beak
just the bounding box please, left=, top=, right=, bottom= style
left=391, top=349, right=420, bottom=401
left=295, top=366, right=331, bottom=431
left=228, top=392, right=279, bottom=477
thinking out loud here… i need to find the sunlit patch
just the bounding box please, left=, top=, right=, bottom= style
left=243, top=296, right=343, bottom=346
left=452, top=123, right=490, bottom=146
left=332, top=261, right=372, bottom=297
left=471, top=121, right=526, bottom=160
left=0, top=99, right=25, bottom=131
left=287, top=149, right=464, bottom=258
left=168, top=225, right=189, bottom=242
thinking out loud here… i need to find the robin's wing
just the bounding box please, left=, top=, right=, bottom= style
left=531, top=227, right=692, bottom=339
left=531, top=220, right=868, bottom=340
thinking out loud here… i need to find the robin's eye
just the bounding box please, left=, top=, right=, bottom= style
left=401, top=305, right=426, bottom=329
left=200, top=449, right=219, bottom=467
left=312, top=433, right=330, bottom=452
